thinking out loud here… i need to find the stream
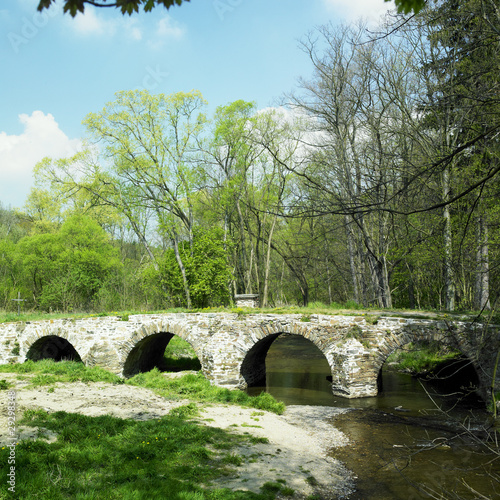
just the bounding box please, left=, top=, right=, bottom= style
left=246, top=334, right=500, bottom=499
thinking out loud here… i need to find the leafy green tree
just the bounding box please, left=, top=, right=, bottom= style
left=419, top=0, right=500, bottom=309
left=17, top=188, right=63, bottom=235
left=204, top=100, right=262, bottom=296
left=0, top=238, right=22, bottom=309
left=36, top=90, right=207, bottom=309
left=16, top=215, right=122, bottom=311
left=151, top=227, right=233, bottom=308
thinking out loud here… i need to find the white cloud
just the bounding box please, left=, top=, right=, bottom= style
left=64, top=9, right=184, bottom=46
left=71, top=9, right=115, bottom=36
left=0, top=111, right=81, bottom=208
left=65, top=9, right=145, bottom=41
left=157, top=15, right=184, bottom=38
left=123, top=17, right=143, bottom=41
left=147, top=15, right=185, bottom=49
left=323, top=0, right=393, bottom=23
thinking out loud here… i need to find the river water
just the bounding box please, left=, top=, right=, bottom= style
left=246, top=334, right=500, bottom=499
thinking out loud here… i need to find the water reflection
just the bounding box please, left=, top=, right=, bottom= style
left=246, top=333, right=336, bottom=406
left=244, top=333, right=498, bottom=499
left=245, top=333, right=484, bottom=415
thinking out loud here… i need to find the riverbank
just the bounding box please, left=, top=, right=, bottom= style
left=0, top=372, right=354, bottom=499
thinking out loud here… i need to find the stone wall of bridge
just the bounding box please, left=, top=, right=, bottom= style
left=0, top=313, right=499, bottom=400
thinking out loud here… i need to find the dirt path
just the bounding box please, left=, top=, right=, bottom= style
left=0, top=373, right=354, bottom=499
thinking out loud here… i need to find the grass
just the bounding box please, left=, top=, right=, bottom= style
left=0, top=308, right=191, bottom=325
left=162, top=336, right=202, bottom=372
left=0, top=359, right=285, bottom=415
left=260, top=482, right=294, bottom=497
left=127, top=369, right=285, bottom=415
left=1, top=409, right=282, bottom=500
left=0, top=378, right=12, bottom=390
left=0, top=357, right=288, bottom=498
left=0, top=359, right=124, bottom=385
left=386, top=342, right=462, bottom=375
left=1, top=301, right=477, bottom=325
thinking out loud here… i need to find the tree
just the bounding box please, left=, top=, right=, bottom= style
left=16, top=215, right=122, bottom=311
left=37, top=0, right=188, bottom=17
left=287, top=21, right=428, bottom=308
left=203, top=100, right=262, bottom=297
left=37, top=90, right=207, bottom=309
left=390, top=0, right=426, bottom=14
left=203, top=102, right=302, bottom=305
left=419, top=0, right=500, bottom=309
left=151, top=227, right=233, bottom=308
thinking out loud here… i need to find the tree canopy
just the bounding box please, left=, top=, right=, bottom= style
left=2, top=0, right=499, bottom=315
left=37, top=0, right=188, bottom=17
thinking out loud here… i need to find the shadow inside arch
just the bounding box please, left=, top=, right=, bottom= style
left=241, top=333, right=333, bottom=394
left=379, top=341, right=484, bottom=408
left=240, top=333, right=281, bottom=387
left=123, top=332, right=201, bottom=378
left=26, top=335, right=82, bottom=363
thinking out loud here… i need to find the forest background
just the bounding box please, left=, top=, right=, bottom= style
left=1, top=0, right=499, bottom=315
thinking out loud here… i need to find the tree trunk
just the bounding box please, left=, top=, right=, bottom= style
left=325, top=254, right=332, bottom=305
left=345, top=215, right=360, bottom=304
left=236, top=200, right=249, bottom=293
left=443, top=165, right=455, bottom=311
left=262, top=215, right=277, bottom=308
left=171, top=232, right=191, bottom=309
left=474, top=214, right=491, bottom=310
left=407, top=263, right=416, bottom=309
left=247, top=246, right=254, bottom=294
left=369, top=256, right=392, bottom=308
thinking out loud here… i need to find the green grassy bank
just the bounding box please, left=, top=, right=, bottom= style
left=0, top=358, right=292, bottom=499
left=385, top=342, right=462, bottom=376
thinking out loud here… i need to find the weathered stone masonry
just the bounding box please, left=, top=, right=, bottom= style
left=0, top=313, right=499, bottom=400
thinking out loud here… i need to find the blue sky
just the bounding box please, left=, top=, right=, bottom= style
left=0, top=0, right=393, bottom=209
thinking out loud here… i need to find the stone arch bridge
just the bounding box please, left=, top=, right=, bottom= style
left=0, top=313, right=499, bottom=400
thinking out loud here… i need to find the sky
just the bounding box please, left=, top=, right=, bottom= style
left=0, top=0, right=394, bottom=209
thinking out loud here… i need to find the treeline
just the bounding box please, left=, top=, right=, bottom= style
left=1, top=0, right=499, bottom=313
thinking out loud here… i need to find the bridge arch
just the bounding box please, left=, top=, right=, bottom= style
left=373, top=327, right=484, bottom=399
left=26, top=335, right=82, bottom=362
left=121, top=323, right=203, bottom=378
left=239, top=321, right=336, bottom=389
